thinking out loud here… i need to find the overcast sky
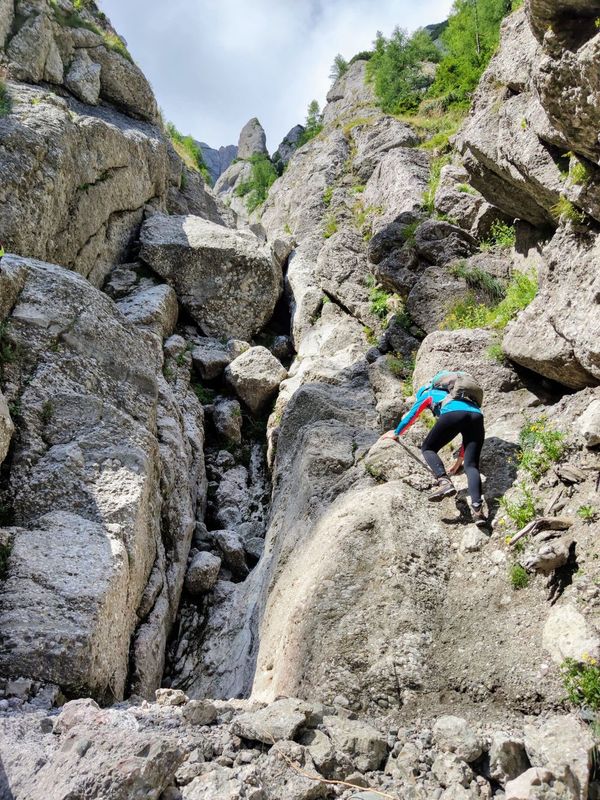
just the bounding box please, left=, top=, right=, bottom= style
left=100, top=0, right=454, bottom=152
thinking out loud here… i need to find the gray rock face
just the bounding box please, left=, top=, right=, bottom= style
left=0, top=699, right=184, bottom=800
left=0, top=85, right=170, bottom=286
left=0, top=0, right=14, bottom=49
left=363, top=147, right=430, bottom=233
left=579, top=399, right=600, bottom=446
left=414, top=219, right=477, bottom=265
left=0, top=390, right=14, bottom=465
left=273, top=124, right=305, bottom=169
left=64, top=49, right=102, bottom=105
left=198, top=141, right=238, bottom=184
left=237, top=117, right=268, bottom=160
left=457, top=5, right=600, bottom=229
left=225, top=347, right=287, bottom=414
left=434, top=163, right=509, bottom=238
left=503, top=228, right=600, bottom=388
left=0, top=255, right=206, bottom=701
left=322, top=60, right=378, bottom=126
left=139, top=214, right=282, bottom=340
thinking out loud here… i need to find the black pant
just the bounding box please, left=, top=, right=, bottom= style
left=421, top=410, right=485, bottom=506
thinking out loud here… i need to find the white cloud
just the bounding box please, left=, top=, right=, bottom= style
left=99, top=0, right=454, bottom=150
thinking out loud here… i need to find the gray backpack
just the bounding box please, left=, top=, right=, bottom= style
left=431, top=371, right=484, bottom=411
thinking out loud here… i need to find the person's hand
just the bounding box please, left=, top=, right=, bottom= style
left=380, top=430, right=399, bottom=442
left=447, top=456, right=463, bottom=476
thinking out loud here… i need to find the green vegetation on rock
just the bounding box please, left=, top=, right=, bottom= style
left=0, top=82, right=11, bottom=118
left=480, top=220, right=517, bottom=249
left=561, top=656, right=600, bottom=712
left=509, top=563, right=529, bottom=590
left=518, top=417, right=565, bottom=480
left=442, top=270, right=537, bottom=330
left=166, top=123, right=212, bottom=185
left=500, top=484, right=537, bottom=529
left=235, top=154, right=278, bottom=212
left=428, top=0, right=517, bottom=109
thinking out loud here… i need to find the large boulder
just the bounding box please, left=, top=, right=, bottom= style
left=542, top=604, right=600, bottom=664
left=0, top=255, right=205, bottom=701
left=503, top=228, right=600, bottom=388
left=225, top=346, right=287, bottom=414
left=139, top=214, right=282, bottom=340
left=0, top=700, right=184, bottom=800
left=523, top=715, right=595, bottom=800
left=0, top=84, right=170, bottom=286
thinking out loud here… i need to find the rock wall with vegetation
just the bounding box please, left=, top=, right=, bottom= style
left=0, top=0, right=599, bottom=799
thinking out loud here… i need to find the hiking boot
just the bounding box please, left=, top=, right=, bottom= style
left=471, top=503, right=488, bottom=527
left=428, top=477, right=456, bottom=502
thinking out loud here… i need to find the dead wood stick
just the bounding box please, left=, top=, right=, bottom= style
left=509, top=516, right=573, bottom=547
left=544, top=487, right=563, bottom=517
left=267, top=733, right=400, bottom=800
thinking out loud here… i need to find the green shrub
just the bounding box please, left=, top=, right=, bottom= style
left=577, top=505, right=598, bottom=523
left=322, top=186, right=334, bottom=206
left=363, top=326, right=378, bottom=346
left=102, top=31, right=132, bottom=62
left=442, top=293, right=493, bottom=330
left=481, top=220, right=517, bottom=249
left=442, top=270, right=537, bottom=330
left=500, top=484, right=537, bottom=529
left=551, top=196, right=585, bottom=224
left=167, top=122, right=212, bottom=184
left=510, top=563, right=529, bottom=590
left=192, top=382, right=216, bottom=405
left=450, top=262, right=506, bottom=302
left=457, top=183, right=477, bottom=194
left=0, top=81, right=11, bottom=118
left=561, top=656, right=600, bottom=712
left=366, top=27, right=440, bottom=114
left=518, top=417, right=565, bottom=480
left=487, top=340, right=506, bottom=364
left=297, top=100, right=323, bottom=147
left=488, top=270, right=537, bottom=328
left=235, top=153, right=278, bottom=211
left=369, top=283, right=392, bottom=320
left=570, top=159, right=589, bottom=186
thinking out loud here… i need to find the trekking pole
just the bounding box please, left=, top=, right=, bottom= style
left=392, top=437, right=433, bottom=475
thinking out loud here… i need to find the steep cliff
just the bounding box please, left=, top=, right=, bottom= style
left=0, top=1, right=599, bottom=799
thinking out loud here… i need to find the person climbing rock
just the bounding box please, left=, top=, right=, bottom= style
left=381, top=370, right=487, bottom=526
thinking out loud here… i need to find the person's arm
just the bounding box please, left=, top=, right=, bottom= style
left=394, top=392, right=433, bottom=436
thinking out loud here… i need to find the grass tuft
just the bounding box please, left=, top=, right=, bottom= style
left=518, top=416, right=565, bottom=481
left=510, top=563, right=529, bottom=590
left=551, top=196, right=585, bottom=224
left=480, top=220, right=516, bottom=250
left=500, top=484, right=537, bottom=529
left=561, top=656, right=600, bottom=712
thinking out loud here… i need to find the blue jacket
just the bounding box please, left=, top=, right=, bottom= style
left=394, top=373, right=483, bottom=436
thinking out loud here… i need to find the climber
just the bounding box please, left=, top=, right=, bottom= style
left=380, top=371, right=487, bottom=526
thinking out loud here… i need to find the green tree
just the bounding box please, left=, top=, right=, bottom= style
left=329, top=54, right=349, bottom=82
left=366, top=27, right=440, bottom=114
left=428, top=0, right=509, bottom=106
left=298, top=100, right=324, bottom=147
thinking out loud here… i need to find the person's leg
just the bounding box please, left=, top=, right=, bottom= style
left=421, top=412, right=464, bottom=476
left=461, top=414, right=485, bottom=507
left=422, top=413, right=464, bottom=501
